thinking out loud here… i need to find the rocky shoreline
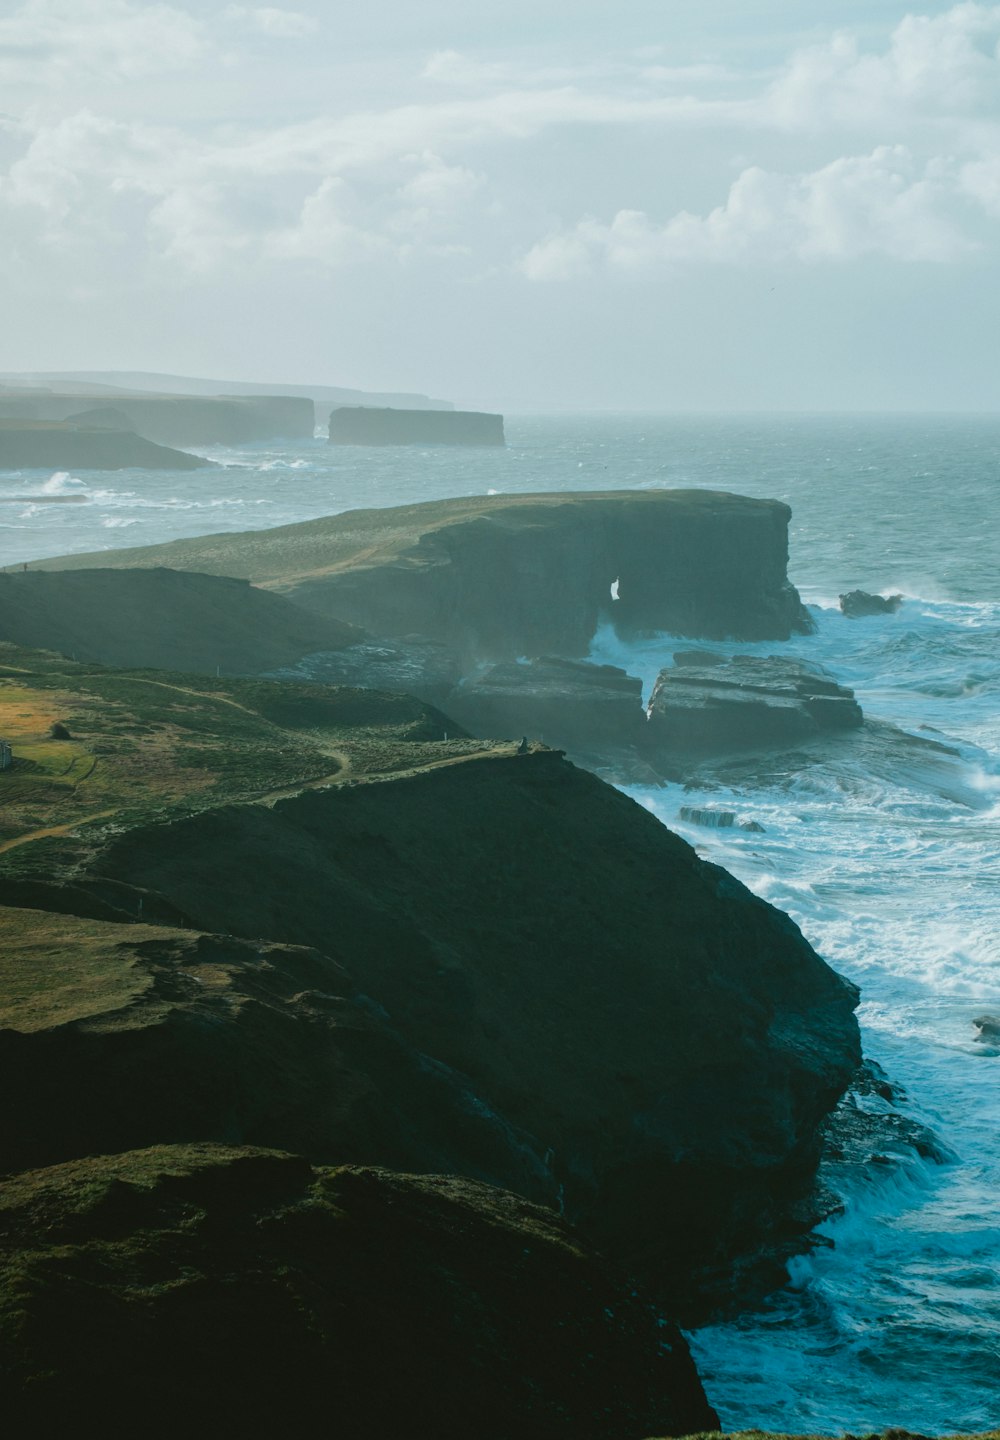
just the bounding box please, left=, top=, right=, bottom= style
left=0, top=489, right=949, bottom=1433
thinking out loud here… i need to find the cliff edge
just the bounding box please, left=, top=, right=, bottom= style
left=35, top=490, right=813, bottom=659
left=0, top=647, right=859, bottom=1304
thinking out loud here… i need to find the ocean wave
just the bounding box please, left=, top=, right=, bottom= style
left=41, top=471, right=89, bottom=495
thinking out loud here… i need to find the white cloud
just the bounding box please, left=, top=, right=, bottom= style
left=223, top=5, right=319, bottom=39
left=765, top=3, right=1000, bottom=129
left=266, top=177, right=391, bottom=264
left=960, top=153, right=1000, bottom=213
left=4, top=4, right=1000, bottom=283
left=521, top=146, right=981, bottom=278
left=0, top=0, right=207, bottom=83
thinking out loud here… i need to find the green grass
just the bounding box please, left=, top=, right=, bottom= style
left=0, top=642, right=493, bottom=875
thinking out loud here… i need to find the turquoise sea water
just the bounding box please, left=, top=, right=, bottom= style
left=2, top=413, right=998, bottom=1433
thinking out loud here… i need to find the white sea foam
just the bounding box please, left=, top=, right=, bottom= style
left=41, top=471, right=88, bottom=494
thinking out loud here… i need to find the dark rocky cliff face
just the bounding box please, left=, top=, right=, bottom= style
left=33, top=491, right=813, bottom=663
left=288, top=490, right=813, bottom=662
left=0, top=1146, right=718, bottom=1438
left=79, top=749, right=860, bottom=1304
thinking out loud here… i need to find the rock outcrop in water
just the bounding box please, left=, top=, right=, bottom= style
left=840, top=589, right=904, bottom=618
left=329, top=405, right=504, bottom=446
left=0, top=422, right=212, bottom=472
left=35, top=491, right=814, bottom=662
left=645, top=654, right=864, bottom=756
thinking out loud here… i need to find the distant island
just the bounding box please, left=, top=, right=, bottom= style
left=329, top=405, right=505, bottom=447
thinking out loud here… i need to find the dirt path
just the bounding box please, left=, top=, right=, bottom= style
left=0, top=810, right=118, bottom=856
left=0, top=699, right=518, bottom=856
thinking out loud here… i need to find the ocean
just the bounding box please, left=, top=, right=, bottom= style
left=2, top=412, right=998, bottom=1433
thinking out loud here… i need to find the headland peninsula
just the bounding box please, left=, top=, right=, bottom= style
left=0, top=486, right=984, bottom=1437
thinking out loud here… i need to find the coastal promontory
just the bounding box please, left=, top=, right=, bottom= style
left=0, top=644, right=859, bottom=1303
left=35, top=489, right=813, bottom=659
left=0, top=421, right=213, bottom=472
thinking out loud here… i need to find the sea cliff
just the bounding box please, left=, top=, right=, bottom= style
left=34, top=490, right=813, bottom=659
left=0, top=647, right=859, bottom=1311
left=0, top=393, right=313, bottom=445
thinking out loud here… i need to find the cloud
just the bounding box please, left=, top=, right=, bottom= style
left=0, top=0, right=207, bottom=83
left=0, top=108, right=488, bottom=273
left=960, top=153, right=1000, bottom=214
left=521, top=147, right=981, bottom=278
left=223, top=6, right=319, bottom=39
left=3, top=4, right=1000, bottom=283
left=765, top=3, right=1000, bottom=129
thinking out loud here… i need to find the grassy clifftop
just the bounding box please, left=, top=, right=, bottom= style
left=34, top=489, right=788, bottom=584
left=0, top=642, right=482, bottom=870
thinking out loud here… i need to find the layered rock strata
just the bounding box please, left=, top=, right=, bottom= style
left=646, top=655, right=864, bottom=755
left=444, top=656, right=645, bottom=752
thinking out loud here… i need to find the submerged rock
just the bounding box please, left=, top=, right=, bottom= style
left=0, top=1145, right=718, bottom=1437
left=840, top=589, right=904, bottom=617
left=645, top=655, right=864, bottom=756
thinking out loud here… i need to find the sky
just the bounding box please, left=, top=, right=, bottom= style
left=1, top=0, right=999, bottom=410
